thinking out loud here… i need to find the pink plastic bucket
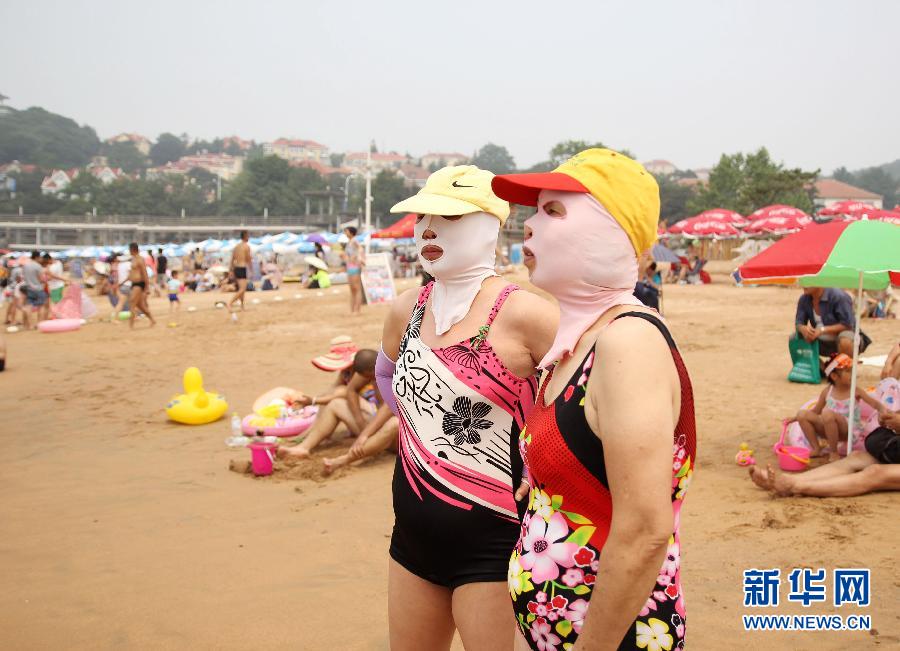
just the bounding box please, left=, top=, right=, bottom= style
left=773, top=420, right=810, bottom=471
left=248, top=441, right=277, bottom=476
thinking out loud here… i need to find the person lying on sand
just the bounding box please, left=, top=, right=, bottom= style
left=750, top=410, right=900, bottom=497
left=790, top=353, right=886, bottom=461
left=322, top=403, right=398, bottom=475
left=277, top=348, right=379, bottom=460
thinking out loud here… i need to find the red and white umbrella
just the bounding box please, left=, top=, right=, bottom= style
left=692, top=208, right=747, bottom=226
left=743, top=205, right=812, bottom=235
left=818, top=200, right=877, bottom=217
left=680, top=218, right=741, bottom=238
left=842, top=209, right=900, bottom=226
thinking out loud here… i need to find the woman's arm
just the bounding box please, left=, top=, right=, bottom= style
left=856, top=389, right=884, bottom=414
left=381, top=288, right=419, bottom=361
left=349, top=404, right=393, bottom=459
left=576, top=318, right=678, bottom=650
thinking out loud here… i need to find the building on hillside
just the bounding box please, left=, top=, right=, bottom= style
left=692, top=168, right=711, bottom=182
left=41, top=169, right=79, bottom=194
left=344, top=151, right=408, bottom=173
left=290, top=159, right=352, bottom=177
left=87, top=165, right=126, bottom=185
left=0, top=161, right=39, bottom=175
left=148, top=153, right=244, bottom=181
left=106, top=133, right=152, bottom=155
left=642, top=159, right=677, bottom=176
left=398, top=164, right=430, bottom=188
left=263, top=138, right=328, bottom=162
left=222, top=136, right=254, bottom=151
left=813, top=179, right=882, bottom=210
left=420, top=152, right=468, bottom=169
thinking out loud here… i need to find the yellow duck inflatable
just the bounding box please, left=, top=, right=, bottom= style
left=166, top=367, right=228, bottom=425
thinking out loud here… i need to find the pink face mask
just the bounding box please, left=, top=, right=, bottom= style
left=526, top=190, right=642, bottom=368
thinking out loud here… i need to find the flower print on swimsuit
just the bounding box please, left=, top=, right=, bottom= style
left=519, top=511, right=579, bottom=583
left=635, top=618, right=674, bottom=651
left=566, top=598, right=590, bottom=635
left=441, top=396, right=493, bottom=445
left=530, top=618, right=562, bottom=651
left=508, top=550, right=535, bottom=599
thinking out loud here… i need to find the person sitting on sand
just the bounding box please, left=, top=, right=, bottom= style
left=750, top=409, right=900, bottom=497
left=277, top=348, right=380, bottom=459
left=321, top=403, right=399, bottom=476
left=279, top=336, right=359, bottom=408
left=791, top=353, right=887, bottom=461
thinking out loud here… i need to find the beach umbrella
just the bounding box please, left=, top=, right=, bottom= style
left=693, top=209, right=747, bottom=226
left=817, top=201, right=875, bottom=217
left=738, top=219, right=900, bottom=452
left=304, top=233, right=329, bottom=246
left=842, top=209, right=900, bottom=226
left=651, top=243, right=681, bottom=263
left=743, top=205, right=812, bottom=235
left=295, top=242, right=316, bottom=254
left=304, top=255, right=328, bottom=271
left=373, top=213, right=416, bottom=239
left=679, top=218, right=741, bottom=238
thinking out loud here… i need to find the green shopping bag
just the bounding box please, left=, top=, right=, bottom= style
left=788, top=334, right=821, bottom=384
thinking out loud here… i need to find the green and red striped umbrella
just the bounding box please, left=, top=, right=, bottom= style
left=738, top=219, right=900, bottom=290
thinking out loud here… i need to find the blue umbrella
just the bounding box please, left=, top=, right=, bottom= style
left=652, top=243, right=681, bottom=263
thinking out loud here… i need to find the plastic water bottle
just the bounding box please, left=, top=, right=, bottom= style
left=225, top=413, right=247, bottom=447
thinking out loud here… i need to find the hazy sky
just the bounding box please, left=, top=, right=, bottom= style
left=2, top=0, right=898, bottom=173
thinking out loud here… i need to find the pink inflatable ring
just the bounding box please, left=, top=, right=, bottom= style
left=38, top=318, right=82, bottom=333
left=241, top=406, right=318, bottom=438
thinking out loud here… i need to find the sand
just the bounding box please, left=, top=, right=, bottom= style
left=1, top=269, right=898, bottom=650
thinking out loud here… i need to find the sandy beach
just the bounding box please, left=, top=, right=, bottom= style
left=2, top=268, right=898, bottom=650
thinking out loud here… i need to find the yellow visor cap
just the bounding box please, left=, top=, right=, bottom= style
left=391, top=165, right=510, bottom=226
left=555, top=149, right=660, bottom=256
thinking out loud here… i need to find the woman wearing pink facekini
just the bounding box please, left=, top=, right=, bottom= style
left=492, top=149, right=697, bottom=651
left=378, top=165, right=557, bottom=650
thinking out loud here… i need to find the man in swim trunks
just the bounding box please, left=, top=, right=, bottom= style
left=229, top=230, right=251, bottom=312
left=127, top=243, right=155, bottom=328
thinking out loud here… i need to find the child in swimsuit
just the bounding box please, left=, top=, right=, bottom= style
left=167, top=271, right=182, bottom=313
left=793, top=353, right=886, bottom=461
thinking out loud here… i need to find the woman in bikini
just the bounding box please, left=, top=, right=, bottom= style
left=491, top=149, right=696, bottom=651
left=377, top=165, right=557, bottom=650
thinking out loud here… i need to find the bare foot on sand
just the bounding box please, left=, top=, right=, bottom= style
left=277, top=445, right=310, bottom=460
left=772, top=466, right=796, bottom=497
left=749, top=466, right=774, bottom=491
left=322, top=455, right=350, bottom=476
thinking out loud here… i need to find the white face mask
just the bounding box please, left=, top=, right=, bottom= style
left=414, top=211, right=499, bottom=336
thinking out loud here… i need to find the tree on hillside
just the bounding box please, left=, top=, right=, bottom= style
left=329, top=152, right=345, bottom=168
left=150, top=133, right=186, bottom=166
left=0, top=169, right=64, bottom=214
left=102, top=141, right=147, bottom=174
left=0, top=106, right=100, bottom=167
left=655, top=175, right=695, bottom=224
left=687, top=147, right=818, bottom=215
left=220, top=155, right=325, bottom=215
left=523, top=139, right=636, bottom=173
left=472, top=143, right=516, bottom=174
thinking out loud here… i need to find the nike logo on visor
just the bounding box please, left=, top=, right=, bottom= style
left=451, top=181, right=475, bottom=188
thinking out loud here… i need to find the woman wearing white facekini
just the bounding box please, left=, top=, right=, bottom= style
left=491, top=150, right=696, bottom=651
left=376, top=165, right=557, bottom=651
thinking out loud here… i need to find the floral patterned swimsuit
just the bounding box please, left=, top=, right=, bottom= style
left=510, top=312, right=696, bottom=651
left=390, top=282, right=538, bottom=588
